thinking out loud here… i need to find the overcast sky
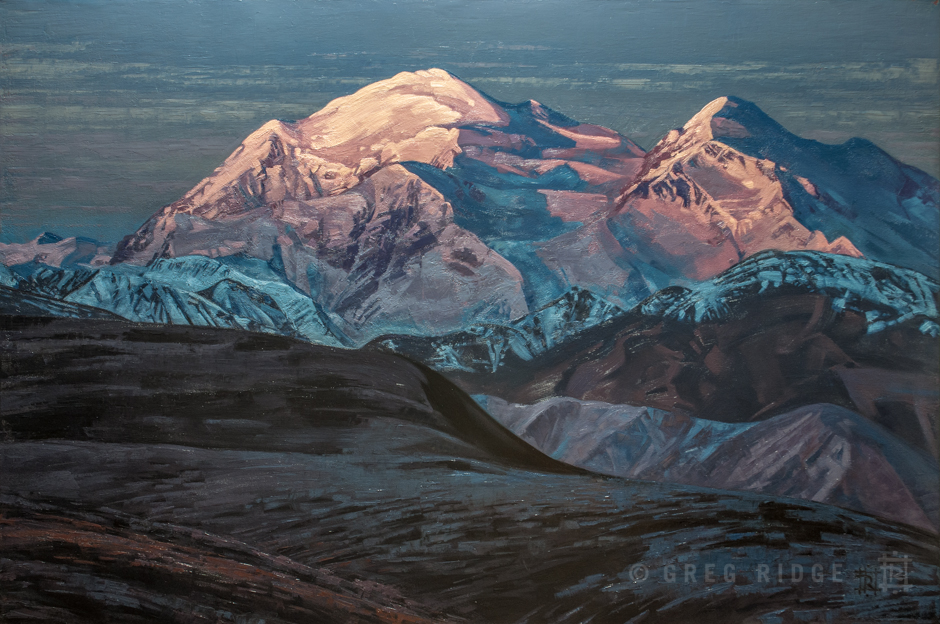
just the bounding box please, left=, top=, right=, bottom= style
left=2, top=0, right=938, bottom=243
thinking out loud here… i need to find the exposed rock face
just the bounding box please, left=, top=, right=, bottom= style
left=545, top=288, right=938, bottom=442
left=2, top=72, right=939, bottom=622
left=415, top=252, right=938, bottom=465
left=373, top=286, right=628, bottom=373
left=129, top=68, right=509, bottom=227
left=613, top=96, right=939, bottom=279
left=385, top=252, right=938, bottom=448
left=270, top=165, right=529, bottom=336
left=1, top=256, right=352, bottom=346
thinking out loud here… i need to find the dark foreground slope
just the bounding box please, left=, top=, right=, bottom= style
left=374, top=251, right=940, bottom=533
left=1, top=316, right=939, bottom=623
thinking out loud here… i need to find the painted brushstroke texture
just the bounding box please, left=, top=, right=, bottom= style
left=389, top=254, right=938, bottom=466
left=4, top=249, right=937, bottom=535
left=1, top=510, right=449, bottom=624
left=2, top=316, right=938, bottom=623
left=383, top=250, right=939, bottom=375
left=0, top=66, right=937, bottom=620
left=377, top=287, right=626, bottom=373
left=615, top=96, right=938, bottom=279
left=0, top=233, right=113, bottom=268
left=479, top=396, right=939, bottom=532
left=2, top=1, right=937, bottom=245
left=2, top=72, right=936, bottom=348
left=1, top=256, right=351, bottom=346
left=32, top=69, right=922, bottom=335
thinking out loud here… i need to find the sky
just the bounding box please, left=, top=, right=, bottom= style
left=1, top=0, right=938, bottom=243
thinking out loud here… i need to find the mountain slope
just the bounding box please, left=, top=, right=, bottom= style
left=12, top=72, right=932, bottom=343
left=404, top=251, right=938, bottom=460
left=100, top=74, right=940, bottom=338
left=480, top=396, right=939, bottom=532
left=108, top=69, right=646, bottom=335
left=0, top=284, right=120, bottom=320
left=385, top=250, right=938, bottom=381
left=374, top=286, right=627, bottom=373
left=641, top=249, right=939, bottom=334
left=713, top=97, right=940, bottom=278
left=3, top=315, right=938, bottom=623
left=612, top=96, right=938, bottom=279
left=1, top=255, right=351, bottom=346
left=0, top=232, right=113, bottom=268
left=611, top=97, right=863, bottom=281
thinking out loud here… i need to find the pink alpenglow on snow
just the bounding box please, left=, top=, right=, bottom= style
left=613, top=97, right=862, bottom=281
left=106, top=72, right=931, bottom=340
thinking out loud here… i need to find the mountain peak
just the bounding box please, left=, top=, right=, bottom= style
left=614, top=94, right=868, bottom=278
left=633, top=97, right=745, bottom=161
left=680, top=96, right=780, bottom=143
left=682, top=96, right=732, bottom=139
left=36, top=232, right=64, bottom=245
left=637, top=96, right=790, bottom=166
left=298, top=68, right=509, bottom=151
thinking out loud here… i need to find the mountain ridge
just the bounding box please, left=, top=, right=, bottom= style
left=646, top=95, right=940, bottom=278
left=83, top=69, right=938, bottom=339
left=479, top=396, right=938, bottom=532
left=2, top=69, right=939, bottom=622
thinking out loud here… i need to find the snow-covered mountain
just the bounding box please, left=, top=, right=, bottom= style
left=85, top=69, right=937, bottom=339
left=1, top=256, right=350, bottom=346
left=0, top=283, right=121, bottom=320
left=1, top=73, right=937, bottom=544
left=612, top=96, right=938, bottom=280
left=107, top=69, right=646, bottom=336
left=395, top=251, right=938, bottom=469
left=0, top=232, right=114, bottom=268
left=677, top=97, right=939, bottom=278
left=383, top=250, right=938, bottom=377
left=641, top=249, right=939, bottom=335
left=374, top=286, right=627, bottom=372
left=611, top=98, right=862, bottom=281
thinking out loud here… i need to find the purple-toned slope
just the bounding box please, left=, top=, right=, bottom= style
left=610, top=97, right=862, bottom=281
left=480, top=396, right=939, bottom=532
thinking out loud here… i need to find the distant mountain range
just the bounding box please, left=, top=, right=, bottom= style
left=394, top=251, right=940, bottom=533
left=377, top=250, right=938, bottom=375
left=3, top=69, right=937, bottom=340
left=1, top=68, right=938, bottom=537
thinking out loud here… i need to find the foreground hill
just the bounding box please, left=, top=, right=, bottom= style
left=2, top=315, right=938, bottom=623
